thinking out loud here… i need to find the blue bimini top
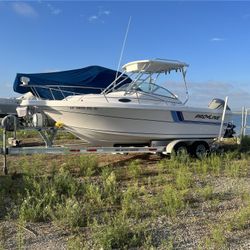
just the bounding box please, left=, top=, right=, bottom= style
left=13, top=65, right=131, bottom=100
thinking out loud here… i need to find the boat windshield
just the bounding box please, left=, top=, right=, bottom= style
left=116, top=81, right=177, bottom=99
left=103, top=59, right=189, bottom=103
left=136, top=82, right=177, bottom=99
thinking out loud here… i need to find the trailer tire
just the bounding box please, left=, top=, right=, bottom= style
left=191, top=141, right=209, bottom=159
left=173, top=143, right=188, bottom=157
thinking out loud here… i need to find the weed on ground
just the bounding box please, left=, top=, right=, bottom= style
left=0, top=140, right=249, bottom=249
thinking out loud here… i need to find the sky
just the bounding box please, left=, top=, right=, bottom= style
left=0, top=1, right=250, bottom=110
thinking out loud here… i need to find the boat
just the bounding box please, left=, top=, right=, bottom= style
left=0, top=98, right=20, bottom=119
left=0, top=92, right=35, bottom=120
left=19, top=59, right=232, bottom=147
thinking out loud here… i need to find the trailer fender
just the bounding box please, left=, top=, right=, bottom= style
left=165, top=140, right=189, bottom=154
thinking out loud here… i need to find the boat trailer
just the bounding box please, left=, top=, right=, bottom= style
left=0, top=114, right=221, bottom=175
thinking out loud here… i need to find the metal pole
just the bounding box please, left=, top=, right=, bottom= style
left=13, top=115, right=17, bottom=140
left=182, top=68, right=189, bottom=104
left=241, top=106, right=245, bottom=139
left=218, top=96, right=228, bottom=141
left=244, top=108, right=248, bottom=137
left=115, top=16, right=132, bottom=79
left=2, top=129, right=8, bottom=175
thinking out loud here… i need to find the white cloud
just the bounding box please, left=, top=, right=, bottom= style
left=37, top=1, right=62, bottom=15
left=12, top=2, right=38, bottom=17
left=100, top=10, right=111, bottom=16
left=46, top=3, right=62, bottom=15
left=210, top=37, right=225, bottom=42
left=51, top=8, right=61, bottom=15
left=88, top=15, right=98, bottom=22
left=88, top=7, right=111, bottom=23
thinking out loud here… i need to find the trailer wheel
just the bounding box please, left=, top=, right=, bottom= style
left=173, top=143, right=188, bottom=157
left=191, top=142, right=209, bottom=159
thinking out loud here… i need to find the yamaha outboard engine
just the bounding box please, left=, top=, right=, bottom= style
left=208, top=98, right=231, bottom=110
left=208, top=98, right=235, bottom=138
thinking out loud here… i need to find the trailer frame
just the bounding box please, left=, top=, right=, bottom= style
left=0, top=115, right=219, bottom=175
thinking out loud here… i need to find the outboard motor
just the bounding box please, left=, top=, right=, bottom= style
left=16, top=106, right=55, bottom=128
left=208, top=98, right=235, bottom=138
left=208, top=98, right=231, bottom=110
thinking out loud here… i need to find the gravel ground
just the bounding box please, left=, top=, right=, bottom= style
left=0, top=153, right=249, bottom=249
left=0, top=221, right=68, bottom=249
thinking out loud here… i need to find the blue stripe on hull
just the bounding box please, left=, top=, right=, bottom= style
left=171, top=111, right=223, bottom=126
left=171, top=111, right=179, bottom=122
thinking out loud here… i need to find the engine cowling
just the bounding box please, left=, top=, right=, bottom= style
left=208, top=98, right=231, bottom=110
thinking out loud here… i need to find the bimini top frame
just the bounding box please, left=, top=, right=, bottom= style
left=102, top=59, right=190, bottom=104
left=122, top=59, right=188, bottom=73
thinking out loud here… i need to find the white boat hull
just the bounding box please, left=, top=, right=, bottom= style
left=32, top=103, right=230, bottom=146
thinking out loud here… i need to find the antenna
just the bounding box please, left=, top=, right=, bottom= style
left=116, top=16, right=132, bottom=79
